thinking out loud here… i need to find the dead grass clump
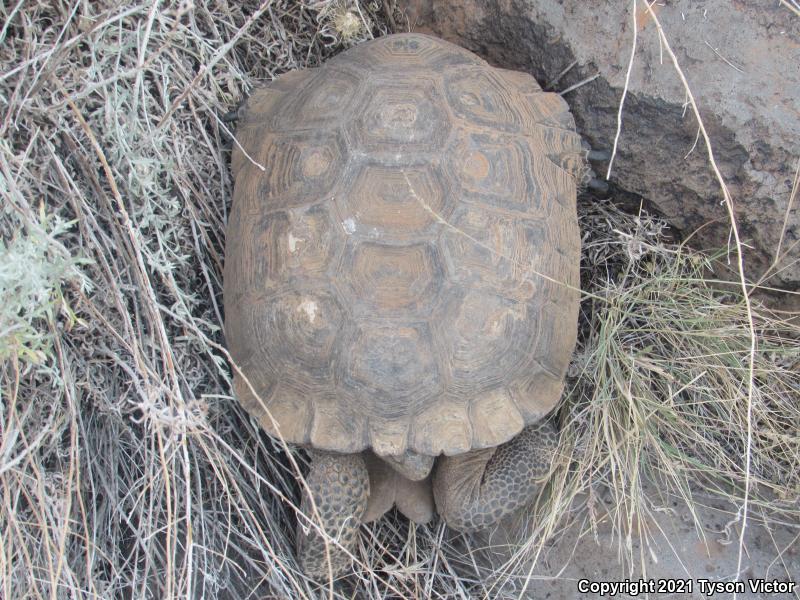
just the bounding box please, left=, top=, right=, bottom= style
left=569, top=199, right=799, bottom=519
left=1, top=1, right=798, bottom=598
left=317, top=1, right=376, bottom=44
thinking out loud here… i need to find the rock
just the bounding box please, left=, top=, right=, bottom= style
left=402, top=0, right=800, bottom=292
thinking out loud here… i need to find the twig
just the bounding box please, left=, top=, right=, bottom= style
left=559, top=73, right=600, bottom=96
left=607, top=0, right=639, bottom=180
left=545, top=59, right=578, bottom=91
left=157, top=0, right=273, bottom=129
left=770, top=157, right=800, bottom=275
left=704, top=40, right=744, bottom=74
left=779, top=0, right=800, bottom=17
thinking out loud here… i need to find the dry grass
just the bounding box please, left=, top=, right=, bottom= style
left=562, top=200, right=799, bottom=552
left=1, top=1, right=798, bottom=599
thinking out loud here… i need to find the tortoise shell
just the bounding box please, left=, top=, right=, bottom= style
left=224, top=33, right=582, bottom=458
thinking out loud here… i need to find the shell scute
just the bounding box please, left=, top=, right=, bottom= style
left=234, top=129, right=348, bottom=214
left=336, top=163, right=451, bottom=241
left=444, top=67, right=525, bottom=132
left=338, top=241, right=445, bottom=319
left=350, top=75, right=451, bottom=156
left=275, top=66, right=364, bottom=131
left=432, top=288, right=540, bottom=395
left=333, top=33, right=483, bottom=70
left=342, top=321, right=443, bottom=421
left=439, top=204, right=550, bottom=300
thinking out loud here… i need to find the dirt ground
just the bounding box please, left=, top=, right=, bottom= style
left=468, top=482, right=800, bottom=599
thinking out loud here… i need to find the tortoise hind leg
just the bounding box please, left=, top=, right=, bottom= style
left=432, top=421, right=558, bottom=532
left=297, top=451, right=369, bottom=580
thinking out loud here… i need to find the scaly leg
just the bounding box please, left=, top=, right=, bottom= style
left=296, top=451, right=369, bottom=580
left=432, top=421, right=557, bottom=531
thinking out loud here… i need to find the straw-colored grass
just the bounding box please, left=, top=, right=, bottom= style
left=1, top=1, right=798, bottom=598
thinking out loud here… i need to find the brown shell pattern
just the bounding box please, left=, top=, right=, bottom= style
left=224, top=33, right=582, bottom=457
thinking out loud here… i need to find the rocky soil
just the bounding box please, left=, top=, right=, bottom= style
left=468, top=483, right=800, bottom=599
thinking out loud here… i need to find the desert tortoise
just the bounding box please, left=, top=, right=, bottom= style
left=224, top=33, right=582, bottom=579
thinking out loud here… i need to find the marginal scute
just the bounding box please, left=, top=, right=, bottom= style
left=469, top=388, right=525, bottom=448
left=520, top=92, right=577, bottom=130
left=233, top=371, right=276, bottom=424
left=412, top=401, right=473, bottom=456
left=309, top=394, right=367, bottom=452
left=536, top=301, right=579, bottom=378
left=269, top=68, right=316, bottom=92
left=509, top=371, right=565, bottom=421
left=233, top=70, right=337, bottom=178
left=493, top=68, right=542, bottom=95
left=254, top=382, right=312, bottom=443
left=276, top=66, right=363, bottom=130
left=369, top=418, right=410, bottom=457
left=231, top=125, right=262, bottom=180
left=233, top=71, right=316, bottom=175
left=525, top=125, right=585, bottom=180
left=226, top=209, right=284, bottom=295
left=547, top=205, right=582, bottom=263
left=539, top=210, right=580, bottom=303
left=522, top=137, right=583, bottom=209
left=226, top=298, right=281, bottom=403
left=334, top=32, right=484, bottom=69
left=238, top=71, right=312, bottom=129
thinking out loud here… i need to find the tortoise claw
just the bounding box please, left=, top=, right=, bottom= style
left=220, top=109, right=239, bottom=123
left=586, top=148, right=611, bottom=162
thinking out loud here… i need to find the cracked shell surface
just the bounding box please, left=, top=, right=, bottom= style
left=224, top=33, right=582, bottom=456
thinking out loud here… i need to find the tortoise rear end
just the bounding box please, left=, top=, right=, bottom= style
left=224, top=33, right=583, bottom=579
